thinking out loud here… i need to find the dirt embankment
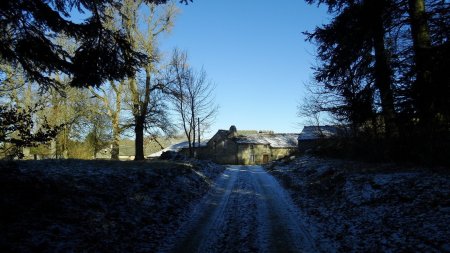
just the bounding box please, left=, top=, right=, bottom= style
left=0, top=159, right=224, bottom=252
left=266, top=156, right=450, bottom=252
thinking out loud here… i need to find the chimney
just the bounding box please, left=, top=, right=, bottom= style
left=229, top=125, right=237, bottom=137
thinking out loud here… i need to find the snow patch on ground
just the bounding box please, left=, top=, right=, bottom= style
left=148, top=140, right=208, bottom=158
left=266, top=156, right=450, bottom=252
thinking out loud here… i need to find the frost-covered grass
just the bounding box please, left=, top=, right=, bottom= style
left=266, top=156, right=450, bottom=252
left=0, top=159, right=224, bottom=252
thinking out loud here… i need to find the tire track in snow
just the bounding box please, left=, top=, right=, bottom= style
left=215, top=166, right=259, bottom=252
left=252, top=166, right=319, bottom=253
left=159, top=165, right=318, bottom=253
left=158, top=166, right=240, bottom=253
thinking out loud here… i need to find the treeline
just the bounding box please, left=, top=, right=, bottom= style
left=0, top=0, right=216, bottom=160
left=301, top=0, right=449, bottom=164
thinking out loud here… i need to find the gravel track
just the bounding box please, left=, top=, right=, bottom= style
left=159, top=165, right=318, bottom=253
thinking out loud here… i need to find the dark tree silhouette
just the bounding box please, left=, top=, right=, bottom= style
left=305, top=0, right=399, bottom=138
left=304, top=0, right=450, bottom=164
left=0, top=105, right=62, bottom=157
left=0, top=0, right=190, bottom=89
left=0, top=0, right=190, bottom=151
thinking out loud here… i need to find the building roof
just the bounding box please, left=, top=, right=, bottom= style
left=235, top=133, right=298, bottom=148
left=209, top=126, right=298, bottom=148
left=148, top=140, right=208, bottom=157
left=235, top=135, right=270, bottom=145
left=264, top=133, right=299, bottom=148
left=298, top=125, right=341, bottom=140
left=237, top=130, right=259, bottom=135
left=215, top=130, right=230, bottom=139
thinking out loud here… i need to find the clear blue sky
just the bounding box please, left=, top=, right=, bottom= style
left=159, top=1, right=329, bottom=136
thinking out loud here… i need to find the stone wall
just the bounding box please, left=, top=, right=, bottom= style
left=202, top=138, right=238, bottom=164
left=270, top=147, right=297, bottom=161
left=237, top=144, right=270, bottom=165
left=197, top=142, right=296, bottom=165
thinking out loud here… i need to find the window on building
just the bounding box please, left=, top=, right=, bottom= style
left=250, top=155, right=255, bottom=163
left=250, top=144, right=254, bottom=149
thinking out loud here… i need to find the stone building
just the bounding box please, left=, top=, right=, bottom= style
left=297, top=125, right=343, bottom=152
left=202, top=125, right=298, bottom=165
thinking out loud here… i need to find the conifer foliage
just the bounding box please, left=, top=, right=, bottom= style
left=0, top=105, right=61, bottom=156
left=0, top=0, right=190, bottom=150
left=0, top=0, right=189, bottom=88
left=303, top=0, right=449, bottom=164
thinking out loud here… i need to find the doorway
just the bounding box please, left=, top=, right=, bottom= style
left=263, top=154, right=269, bottom=164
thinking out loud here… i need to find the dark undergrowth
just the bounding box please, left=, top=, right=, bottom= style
left=0, top=159, right=223, bottom=252
left=302, top=135, right=450, bottom=167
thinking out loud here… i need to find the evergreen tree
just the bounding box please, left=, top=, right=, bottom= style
left=303, top=0, right=449, bottom=163
left=0, top=0, right=190, bottom=152
left=0, top=0, right=190, bottom=88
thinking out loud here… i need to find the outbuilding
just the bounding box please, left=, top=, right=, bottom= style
left=297, top=125, right=342, bottom=152
left=203, top=125, right=298, bottom=165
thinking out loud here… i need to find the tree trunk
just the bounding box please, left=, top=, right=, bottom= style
left=198, top=117, right=201, bottom=147
left=192, top=127, right=196, bottom=149
left=134, top=116, right=145, bottom=161
left=371, top=0, right=398, bottom=138
left=184, top=126, right=193, bottom=158
left=111, top=81, right=123, bottom=160
left=94, top=127, right=97, bottom=159
left=188, top=138, right=193, bottom=158
left=408, top=0, right=433, bottom=124
left=129, top=77, right=146, bottom=161
left=190, top=121, right=196, bottom=158
left=111, top=114, right=120, bottom=160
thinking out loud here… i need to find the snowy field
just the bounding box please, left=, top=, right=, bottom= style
left=0, top=159, right=224, bottom=252
left=266, top=156, right=450, bottom=252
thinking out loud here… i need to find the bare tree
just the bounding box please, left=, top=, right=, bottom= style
left=89, top=80, right=124, bottom=159
left=169, top=49, right=219, bottom=157
left=120, top=1, right=177, bottom=160
left=298, top=85, right=325, bottom=128
left=90, top=1, right=177, bottom=160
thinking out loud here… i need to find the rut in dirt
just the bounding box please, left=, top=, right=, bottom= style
left=158, top=165, right=318, bottom=253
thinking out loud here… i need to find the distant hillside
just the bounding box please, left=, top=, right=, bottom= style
left=145, top=136, right=187, bottom=155
left=95, top=136, right=188, bottom=159
left=118, top=136, right=187, bottom=156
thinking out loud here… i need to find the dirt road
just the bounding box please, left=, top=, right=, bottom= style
left=158, top=165, right=318, bottom=253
